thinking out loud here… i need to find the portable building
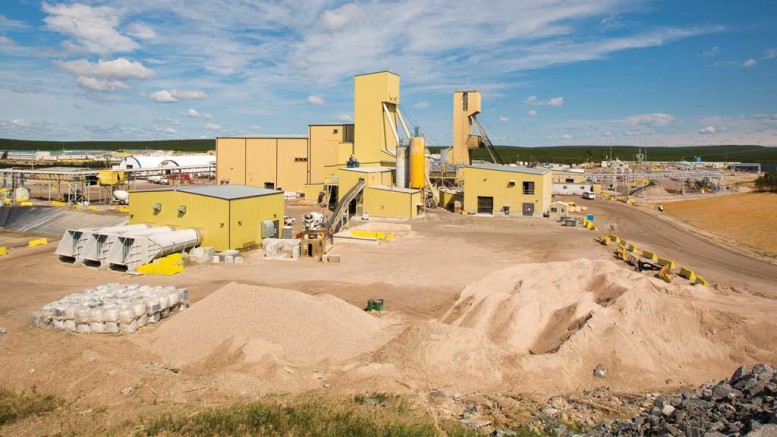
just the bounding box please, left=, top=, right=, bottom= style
left=460, top=164, right=552, bottom=216
left=128, top=185, right=283, bottom=250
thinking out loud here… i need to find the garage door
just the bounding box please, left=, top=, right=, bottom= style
left=477, top=196, right=494, bottom=214
left=522, top=202, right=534, bottom=216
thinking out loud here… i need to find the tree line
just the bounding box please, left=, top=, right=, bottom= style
left=755, top=171, right=777, bottom=192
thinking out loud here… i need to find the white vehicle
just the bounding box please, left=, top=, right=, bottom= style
left=284, top=215, right=296, bottom=226
left=147, top=176, right=169, bottom=185
left=303, top=212, right=326, bottom=230
left=582, top=191, right=596, bottom=200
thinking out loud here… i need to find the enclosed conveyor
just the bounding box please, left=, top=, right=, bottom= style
left=108, top=229, right=201, bottom=272
left=81, top=226, right=173, bottom=268
left=56, top=224, right=149, bottom=263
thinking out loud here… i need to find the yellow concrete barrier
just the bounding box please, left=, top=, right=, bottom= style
left=627, top=244, right=638, bottom=253
left=88, top=206, right=97, bottom=211
left=608, top=235, right=620, bottom=243
left=351, top=230, right=395, bottom=240
left=680, top=267, right=697, bottom=281
left=50, top=201, right=67, bottom=206
left=118, top=207, right=129, bottom=213
left=657, top=258, right=675, bottom=269
left=15, top=197, right=29, bottom=202
left=694, top=276, right=708, bottom=286
left=0, top=246, right=7, bottom=256
left=137, top=254, right=184, bottom=275
left=20, top=201, right=33, bottom=207
left=642, top=250, right=658, bottom=261
left=28, top=238, right=48, bottom=247
left=71, top=204, right=81, bottom=210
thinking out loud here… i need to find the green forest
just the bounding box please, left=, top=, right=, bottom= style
left=1, top=137, right=776, bottom=165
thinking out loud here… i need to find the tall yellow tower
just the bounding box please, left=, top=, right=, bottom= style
left=353, top=72, right=401, bottom=166
left=450, top=90, right=482, bottom=166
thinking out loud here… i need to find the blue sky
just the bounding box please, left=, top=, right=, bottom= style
left=0, top=0, right=775, bottom=146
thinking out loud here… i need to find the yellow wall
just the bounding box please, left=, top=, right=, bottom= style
left=451, top=91, right=482, bottom=166
left=128, top=191, right=284, bottom=250
left=353, top=72, right=400, bottom=165
left=245, top=138, right=277, bottom=188
left=216, top=138, right=246, bottom=184
left=228, top=194, right=284, bottom=249
left=129, top=191, right=229, bottom=249
left=552, top=171, right=587, bottom=184
left=461, top=167, right=552, bottom=216
left=276, top=138, right=308, bottom=191
left=218, top=137, right=308, bottom=192
left=363, top=187, right=421, bottom=219
left=337, top=168, right=393, bottom=201
left=308, top=125, right=353, bottom=184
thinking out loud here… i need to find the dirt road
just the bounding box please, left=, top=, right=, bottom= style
left=583, top=199, right=777, bottom=296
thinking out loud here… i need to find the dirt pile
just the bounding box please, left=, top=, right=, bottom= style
left=139, top=283, right=398, bottom=368
left=374, top=321, right=503, bottom=390
left=441, top=259, right=777, bottom=391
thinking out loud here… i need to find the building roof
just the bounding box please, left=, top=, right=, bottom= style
left=369, top=185, right=420, bottom=194
left=340, top=166, right=393, bottom=173
left=134, top=184, right=281, bottom=200
left=468, top=163, right=550, bottom=175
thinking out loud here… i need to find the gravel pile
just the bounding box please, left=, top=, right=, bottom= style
left=594, top=364, right=777, bottom=436
left=32, top=283, right=189, bottom=334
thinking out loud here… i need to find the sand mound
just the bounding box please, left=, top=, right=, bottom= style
left=442, top=259, right=777, bottom=390
left=374, top=321, right=502, bottom=390
left=139, top=283, right=397, bottom=367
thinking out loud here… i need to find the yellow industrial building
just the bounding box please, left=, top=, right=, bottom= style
left=214, top=70, right=552, bottom=227
left=459, top=164, right=552, bottom=216
left=128, top=185, right=283, bottom=250
left=216, top=71, right=423, bottom=223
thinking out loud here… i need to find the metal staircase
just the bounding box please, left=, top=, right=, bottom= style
left=326, top=179, right=365, bottom=236
left=470, top=115, right=504, bottom=165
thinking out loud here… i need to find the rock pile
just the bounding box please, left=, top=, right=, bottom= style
left=596, top=364, right=777, bottom=436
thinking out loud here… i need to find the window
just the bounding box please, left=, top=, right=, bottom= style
left=294, top=157, right=308, bottom=162
left=522, top=181, right=535, bottom=195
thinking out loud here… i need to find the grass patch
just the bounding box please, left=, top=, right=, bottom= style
left=0, top=387, right=59, bottom=426
left=140, top=394, right=479, bottom=437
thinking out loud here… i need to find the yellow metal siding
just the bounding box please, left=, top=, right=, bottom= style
left=353, top=72, right=400, bottom=164
left=336, top=168, right=393, bottom=201
left=216, top=138, right=246, bottom=184
left=308, top=125, right=350, bottom=184
left=363, top=187, right=420, bottom=219
left=128, top=191, right=230, bottom=250
left=276, top=138, right=308, bottom=192
left=245, top=138, right=277, bottom=189
left=462, top=168, right=551, bottom=215
left=228, top=194, right=284, bottom=249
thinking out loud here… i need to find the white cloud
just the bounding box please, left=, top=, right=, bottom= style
left=339, top=114, right=353, bottom=122
left=149, top=90, right=177, bottom=103
left=499, top=115, right=509, bottom=122
left=523, top=95, right=539, bottom=105
left=547, top=96, right=564, bottom=107
left=55, top=58, right=153, bottom=92
left=306, top=95, right=325, bottom=105
left=56, top=58, right=153, bottom=79
left=764, top=49, right=776, bottom=60
left=562, top=134, right=573, bottom=139
left=0, top=14, right=28, bottom=30
left=413, top=101, right=430, bottom=109
left=527, top=109, right=538, bottom=117
left=10, top=118, right=30, bottom=127
left=626, top=113, right=674, bottom=128
left=701, top=46, right=720, bottom=57
left=698, top=125, right=717, bottom=134
left=42, top=3, right=137, bottom=54
left=0, top=36, right=12, bottom=46
left=126, top=22, right=156, bottom=40
left=524, top=95, right=564, bottom=106
left=205, top=123, right=221, bottom=130
left=186, top=108, right=201, bottom=118
left=149, top=89, right=208, bottom=103
left=743, top=58, right=757, bottom=68
left=322, top=4, right=367, bottom=32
